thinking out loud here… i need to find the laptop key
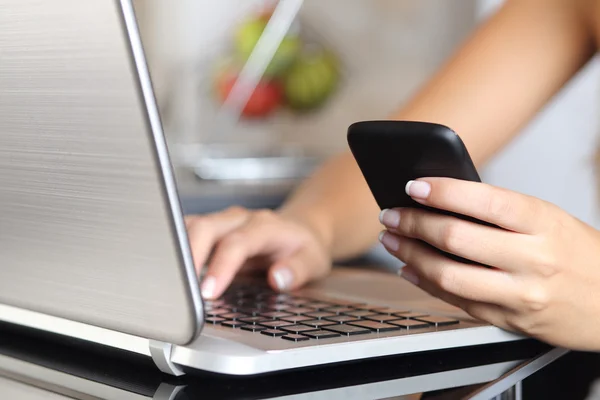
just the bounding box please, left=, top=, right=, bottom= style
left=282, top=334, right=310, bottom=342
left=260, top=294, right=290, bottom=302
left=281, top=324, right=318, bottom=334
left=349, top=321, right=400, bottom=333
left=390, top=319, right=431, bottom=329
left=394, top=312, right=430, bottom=319
left=325, top=324, right=372, bottom=336
left=324, top=315, right=359, bottom=324
left=205, top=317, right=226, bottom=324
left=286, top=307, right=315, bottom=314
left=280, top=315, right=313, bottom=323
left=260, top=311, right=293, bottom=319
left=241, top=325, right=267, bottom=332
left=261, top=329, right=287, bottom=337
left=269, top=304, right=292, bottom=311
left=364, top=314, right=403, bottom=323
left=239, top=316, right=268, bottom=324
left=301, top=319, right=337, bottom=328
left=329, top=300, right=366, bottom=307
left=323, top=306, right=354, bottom=314
left=221, top=312, right=247, bottom=320
left=236, top=308, right=261, bottom=316
left=414, top=316, right=460, bottom=327
left=234, top=298, right=254, bottom=306
left=348, top=321, right=401, bottom=333
left=304, top=302, right=332, bottom=310
left=288, top=298, right=311, bottom=306
left=206, top=308, right=230, bottom=317
left=221, top=321, right=247, bottom=328
left=354, top=304, right=385, bottom=311
left=302, top=330, right=341, bottom=339
left=261, top=320, right=294, bottom=328
left=371, top=307, right=411, bottom=315
left=343, top=310, right=377, bottom=318
left=304, top=311, right=336, bottom=319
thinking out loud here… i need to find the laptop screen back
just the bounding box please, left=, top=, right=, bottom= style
left=0, top=0, right=203, bottom=345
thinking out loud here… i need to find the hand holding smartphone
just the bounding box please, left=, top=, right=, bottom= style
left=347, top=120, right=492, bottom=265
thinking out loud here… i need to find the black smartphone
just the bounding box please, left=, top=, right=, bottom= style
left=347, top=120, right=489, bottom=265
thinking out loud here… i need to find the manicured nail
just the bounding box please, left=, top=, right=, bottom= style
left=201, top=276, right=216, bottom=299
left=379, top=208, right=401, bottom=228
left=400, top=268, right=420, bottom=286
left=272, top=268, right=294, bottom=291
left=405, top=180, right=431, bottom=199
left=379, top=231, right=400, bottom=252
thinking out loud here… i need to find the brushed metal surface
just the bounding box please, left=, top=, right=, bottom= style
left=0, top=0, right=202, bottom=345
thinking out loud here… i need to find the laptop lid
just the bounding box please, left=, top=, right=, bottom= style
left=0, top=0, right=203, bottom=345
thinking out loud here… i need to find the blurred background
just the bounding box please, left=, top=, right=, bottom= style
left=132, top=0, right=600, bottom=230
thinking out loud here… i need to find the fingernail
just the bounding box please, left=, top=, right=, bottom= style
left=400, top=267, right=420, bottom=286
left=201, top=276, right=216, bottom=299
left=405, top=180, right=431, bottom=199
left=379, top=231, right=400, bottom=252
left=273, top=268, right=294, bottom=291
left=379, top=208, right=401, bottom=228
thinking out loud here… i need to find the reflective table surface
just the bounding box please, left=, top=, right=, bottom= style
left=0, top=321, right=565, bottom=400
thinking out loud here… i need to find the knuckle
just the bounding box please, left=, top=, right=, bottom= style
left=185, top=215, right=202, bottom=228
left=253, top=209, right=276, bottom=221
left=440, top=223, right=465, bottom=253
left=220, top=231, right=246, bottom=248
left=398, top=210, right=418, bottom=237
left=519, top=283, right=550, bottom=313
left=530, top=241, right=559, bottom=278
left=224, top=205, right=248, bottom=217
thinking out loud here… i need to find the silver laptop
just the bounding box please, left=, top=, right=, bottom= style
left=0, top=0, right=524, bottom=376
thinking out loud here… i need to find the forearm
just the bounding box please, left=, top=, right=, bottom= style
left=391, top=0, right=595, bottom=166
left=280, top=0, right=595, bottom=260
left=279, top=151, right=379, bottom=260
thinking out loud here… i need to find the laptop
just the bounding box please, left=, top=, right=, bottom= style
left=0, top=0, right=524, bottom=376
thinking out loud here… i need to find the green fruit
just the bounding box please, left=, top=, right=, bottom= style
left=234, top=18, right=301, bottom=77
left=283, top=50, right=340, bottom=110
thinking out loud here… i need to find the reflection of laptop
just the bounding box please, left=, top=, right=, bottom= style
left=0, top=0, right=524, bottom=376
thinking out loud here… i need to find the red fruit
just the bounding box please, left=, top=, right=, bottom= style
left=217, top=74, right=283, bottom=118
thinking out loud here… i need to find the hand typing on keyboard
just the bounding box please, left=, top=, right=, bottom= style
left=185, top=207, right=332, bottom=300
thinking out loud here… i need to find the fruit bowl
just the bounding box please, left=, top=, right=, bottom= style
left=211, top=3, right=344, bottom=120
left=187, top=1, right=347, bottom=182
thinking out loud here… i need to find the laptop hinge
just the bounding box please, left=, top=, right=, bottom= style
left=149, top=340, right=185, bottom=376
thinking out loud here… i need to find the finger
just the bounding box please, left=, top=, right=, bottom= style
left=401, top=267, right=472, bottom=311
left=202, top=212, right=300, bottom=299
left=405, top=178, right=548, bottom=234
left=380, top=232, right=520, bottom=308
left=402, top=267, right=514, bottom=330
left=186, top=207, right=250, bottom=274
left=268, top=247, right=330, bottom=292
left=386, top=207, right=539, bottom=271
left=461, top=302, right=512, bottom=331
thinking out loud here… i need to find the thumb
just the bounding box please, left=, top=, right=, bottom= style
left=267, top=248, right=330, bottom=292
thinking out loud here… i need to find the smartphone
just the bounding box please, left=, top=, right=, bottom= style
left=347, top=120, right=489, bottom=265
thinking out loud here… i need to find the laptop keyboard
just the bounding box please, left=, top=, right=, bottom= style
left=204, top=284, right=459, bottom=342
